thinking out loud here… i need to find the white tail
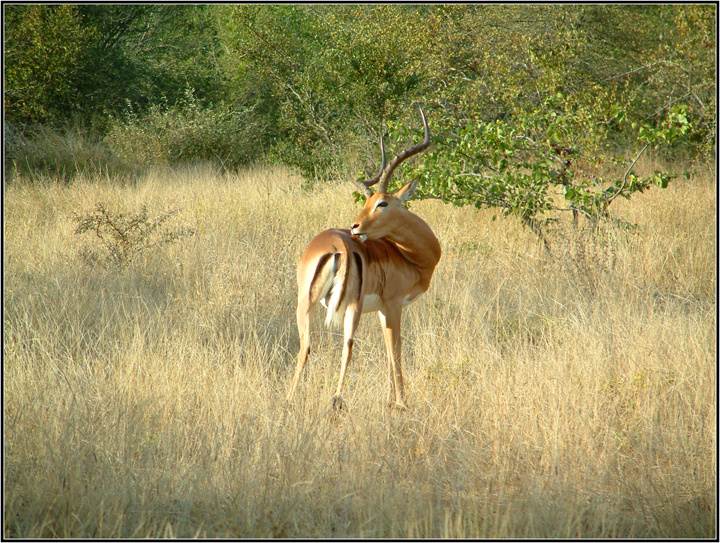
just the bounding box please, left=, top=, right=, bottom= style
left=323, top=253, right=345, bottom=328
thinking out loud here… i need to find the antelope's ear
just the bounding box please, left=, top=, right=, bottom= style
left=394, top=177, right=419, bottom=203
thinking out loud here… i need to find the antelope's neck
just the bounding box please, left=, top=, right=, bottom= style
left=387, top=214, right=441, bottom=272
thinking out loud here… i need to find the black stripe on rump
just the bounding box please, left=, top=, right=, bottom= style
left=336, top=252, right=349, bottom=309
left=353, top=252, right=363, bottom=303
left=309, top=252, right=332, bottom=299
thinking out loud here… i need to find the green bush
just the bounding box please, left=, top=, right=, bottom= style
left=4, top=121, right=134, bottom=183
left=104, top=88, right=262, bottom=171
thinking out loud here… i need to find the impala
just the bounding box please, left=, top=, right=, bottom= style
left=286, top=107, right=441, bottom=409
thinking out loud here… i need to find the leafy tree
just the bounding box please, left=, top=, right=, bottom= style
left=424, top=5, right=714, bottom=157
left=217, top=4, right=714, bottom=181
left=4, top=5, right=96, bottom=125
left=403, top=98, right=690, bottom=249
left=363, top=5, right=712, bottom=248
left=4, top=5, right=227, bottom=127
left=75, top=5, right=228, bottom=119
left=218, top=4, right=435, bottom=179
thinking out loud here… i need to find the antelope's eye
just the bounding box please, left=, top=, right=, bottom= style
left=376, top=201, right=389, bottom=209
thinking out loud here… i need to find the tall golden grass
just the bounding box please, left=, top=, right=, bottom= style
left=4, top=160, right=716, bottom=538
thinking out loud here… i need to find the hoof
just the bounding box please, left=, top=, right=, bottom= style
left=332, top=395, right=345, bottom=411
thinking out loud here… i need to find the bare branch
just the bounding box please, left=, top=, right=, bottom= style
left=606, top=141, right=650, bottom=205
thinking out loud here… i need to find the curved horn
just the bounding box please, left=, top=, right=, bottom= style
left=356, top=133, right=387, bottom=197
left=375, top=107, right=430, bottom=194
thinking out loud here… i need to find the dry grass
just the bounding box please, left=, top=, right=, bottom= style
left=4, top=160, right=716, bottom=538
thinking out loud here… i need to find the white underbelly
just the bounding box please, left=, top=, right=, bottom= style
left=361, top=293, right=421, bottom=313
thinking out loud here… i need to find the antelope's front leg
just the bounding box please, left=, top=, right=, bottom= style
left=378, top=306, right=406, bottom=409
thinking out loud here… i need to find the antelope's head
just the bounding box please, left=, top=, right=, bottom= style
left=351, top=108, right=430, bottom=243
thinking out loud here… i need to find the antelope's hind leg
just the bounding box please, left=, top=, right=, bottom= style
left=287, top=296, right=314, bottom=402
left=332, top=303, right=362, bottom=410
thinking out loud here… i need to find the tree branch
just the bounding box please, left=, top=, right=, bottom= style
left=606, top=141, right=649, bottom=205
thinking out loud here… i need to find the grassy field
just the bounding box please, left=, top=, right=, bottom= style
left=3, top=160, right=716, bottom=538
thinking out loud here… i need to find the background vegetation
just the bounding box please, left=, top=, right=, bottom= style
left=3, top=3, right=716, bottom=538
left=5, top=5, right=715, bottom=177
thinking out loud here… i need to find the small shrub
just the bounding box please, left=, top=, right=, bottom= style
left=73, top=202, right=195, bottom=268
